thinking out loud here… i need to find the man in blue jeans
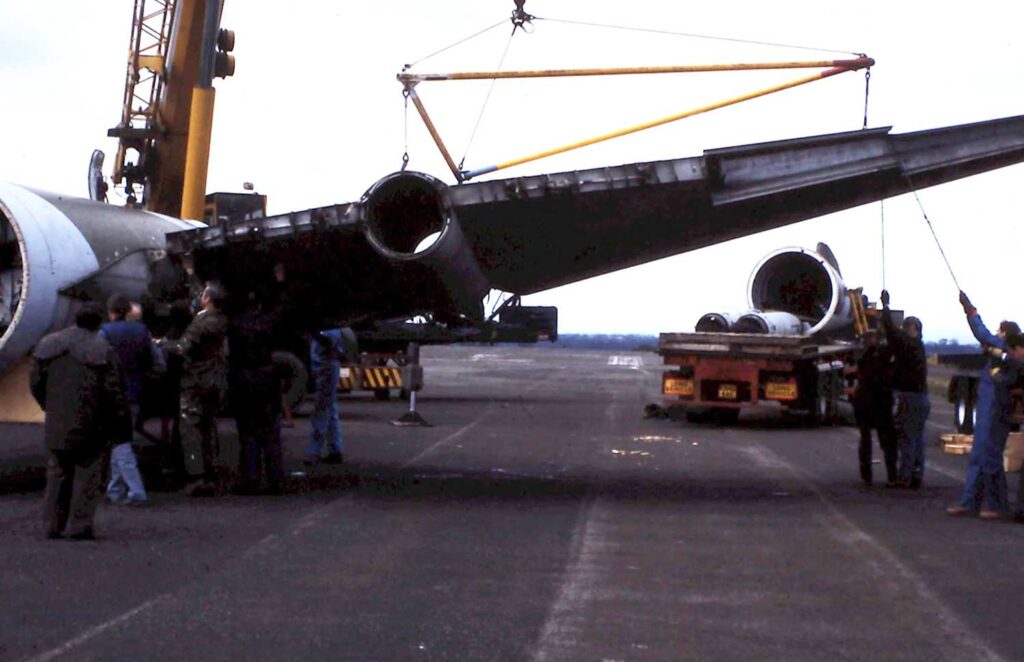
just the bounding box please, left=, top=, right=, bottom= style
left=101, top=295, right=165, bottom=504
left=305, top=328, right=347, bottom=465
left=947, top=292, right=1021, bottom=519
left=880, top=290, right=930, bottom=489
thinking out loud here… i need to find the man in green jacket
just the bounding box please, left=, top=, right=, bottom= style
left=162, top=283, right=229, bottom=496
left=31, top=303, right=130, bottom=540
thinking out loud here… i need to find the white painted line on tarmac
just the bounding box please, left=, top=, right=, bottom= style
left=742, top=443, right=1008, bottom=662
left=400, top=407, right=494, bottom=469
left=22, top=594, right=169, bottom=662
left=531, top=395, right=628, bottom=661
left=530, top=499, right=598, bottom=661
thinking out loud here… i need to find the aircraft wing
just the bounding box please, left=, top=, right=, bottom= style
left=166, top=114, right=1024, bottom=325
left=452, top=114, right=1024, bottom=294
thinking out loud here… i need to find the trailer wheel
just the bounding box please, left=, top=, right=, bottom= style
left=953, top=379, right=975, bottom=434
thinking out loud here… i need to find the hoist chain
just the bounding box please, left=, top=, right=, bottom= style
left=401, top=88, right=410, bottom=171
left=879, top=199, right=886, bottom=290
left=862, top=68, right=871, bottom=130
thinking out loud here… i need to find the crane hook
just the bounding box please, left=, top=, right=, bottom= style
left=511, top=0, right=533, bottom=29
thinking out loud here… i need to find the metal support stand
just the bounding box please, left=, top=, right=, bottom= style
left=393, top=390, right=430, bottom=427
left=392, top=342, right=431, bottom=427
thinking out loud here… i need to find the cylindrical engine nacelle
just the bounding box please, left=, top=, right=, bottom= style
left=747, top=246, right=852, bottom=335
left=0, top=182, right=198, bottom=370
left=695, top=310, right=741, bottom=333
left=731, top=310, right=807, bottom=335
left=360, top=171, right=491, bottom=321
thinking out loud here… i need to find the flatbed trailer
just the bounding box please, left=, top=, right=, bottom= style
left=659, top=331, right=857, bottom=424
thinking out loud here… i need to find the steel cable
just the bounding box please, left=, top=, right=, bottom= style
left=405, top=19, right=508, bottom=69
left=909, top=187, right=961, bottom=290
left=459, top=25, right=519, bottom=170
left=533, top=16, right=863, bottom=56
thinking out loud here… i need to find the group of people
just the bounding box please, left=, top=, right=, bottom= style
left=855, top=289, right=1024, bottom=520
left=30, top=281, right=350, bottom=540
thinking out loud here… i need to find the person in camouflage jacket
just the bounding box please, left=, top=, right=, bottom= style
left=161, top=283, right=229, bottom=496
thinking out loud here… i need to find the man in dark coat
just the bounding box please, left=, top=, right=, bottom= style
left=228, top=294, right=284, bottom=494
left=880, top=290, right=930, bottom=488
left=162, top=283, right=228, bottom=496
left=987, top=336, right=1024, bottom=519
left=30, top=303, right=130, bottom=540
left=853, top=330, right=897, bottom=486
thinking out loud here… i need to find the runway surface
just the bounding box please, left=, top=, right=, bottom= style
left=1, top=346, right=1021, bottom=661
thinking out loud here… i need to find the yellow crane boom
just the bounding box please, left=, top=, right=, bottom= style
left=108, top=0, right=233, bottom=218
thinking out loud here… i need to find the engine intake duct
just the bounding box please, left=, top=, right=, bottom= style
left=731, top=310, right=806, bottom=335
left=695, top=311, right=739, bottom=333
left=747, top=246, right=851, bottom=336
left=362, top=172, right=490, bottom=321
left=0, top=182, right=195, bottom=371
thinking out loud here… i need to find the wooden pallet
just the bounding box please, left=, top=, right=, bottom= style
left=940, top=433, right=973, bottom=455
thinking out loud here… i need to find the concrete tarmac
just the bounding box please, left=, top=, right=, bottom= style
left=1, top=346, right=1021, bottom=661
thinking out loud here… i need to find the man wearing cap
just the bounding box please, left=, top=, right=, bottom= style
left=880, top=290, right=930, bottom=489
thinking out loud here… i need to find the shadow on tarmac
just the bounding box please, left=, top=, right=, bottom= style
left=289, top=462, right=820, bottom=508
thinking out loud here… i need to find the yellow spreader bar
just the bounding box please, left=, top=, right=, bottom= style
left=398, top=58, right=872, bottom=83
left=399, top=57, right=873, bottom=182
left=464, top=61, right=872, bottom=180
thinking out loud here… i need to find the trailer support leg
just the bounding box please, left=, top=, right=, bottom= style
left=392, top=343, right=430, bottom=427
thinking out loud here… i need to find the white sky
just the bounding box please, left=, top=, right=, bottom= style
left=1, top=1, right=1021, bottom=341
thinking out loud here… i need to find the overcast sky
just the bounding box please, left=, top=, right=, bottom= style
left=1, top=1, right=1021, bottom=340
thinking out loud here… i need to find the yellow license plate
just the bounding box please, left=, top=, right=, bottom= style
left=717, top=384, right=738, bottom=400
left=765, top=382, right=798, bottom=400
left=664, top=378, right=694, bottom=396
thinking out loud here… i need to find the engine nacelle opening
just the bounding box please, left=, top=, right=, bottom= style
left=0, top=209, right=24, bottom=344
left=0, top=183, right=198, bottom=371
left=747, top=247, right=851, bottom=336
left=360, top=172, right=491, bottom=320
left=695, top=311, right=740, bottom=333
left=363, top=172, right=449, bottom=259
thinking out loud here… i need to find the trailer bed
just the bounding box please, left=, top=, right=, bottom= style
left=658, top=332, right=855, bottom=360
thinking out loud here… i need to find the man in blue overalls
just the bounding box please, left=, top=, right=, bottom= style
left=947, top=292, right=1021, bottom=519
left=305, top=328, right=347, bottom=465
